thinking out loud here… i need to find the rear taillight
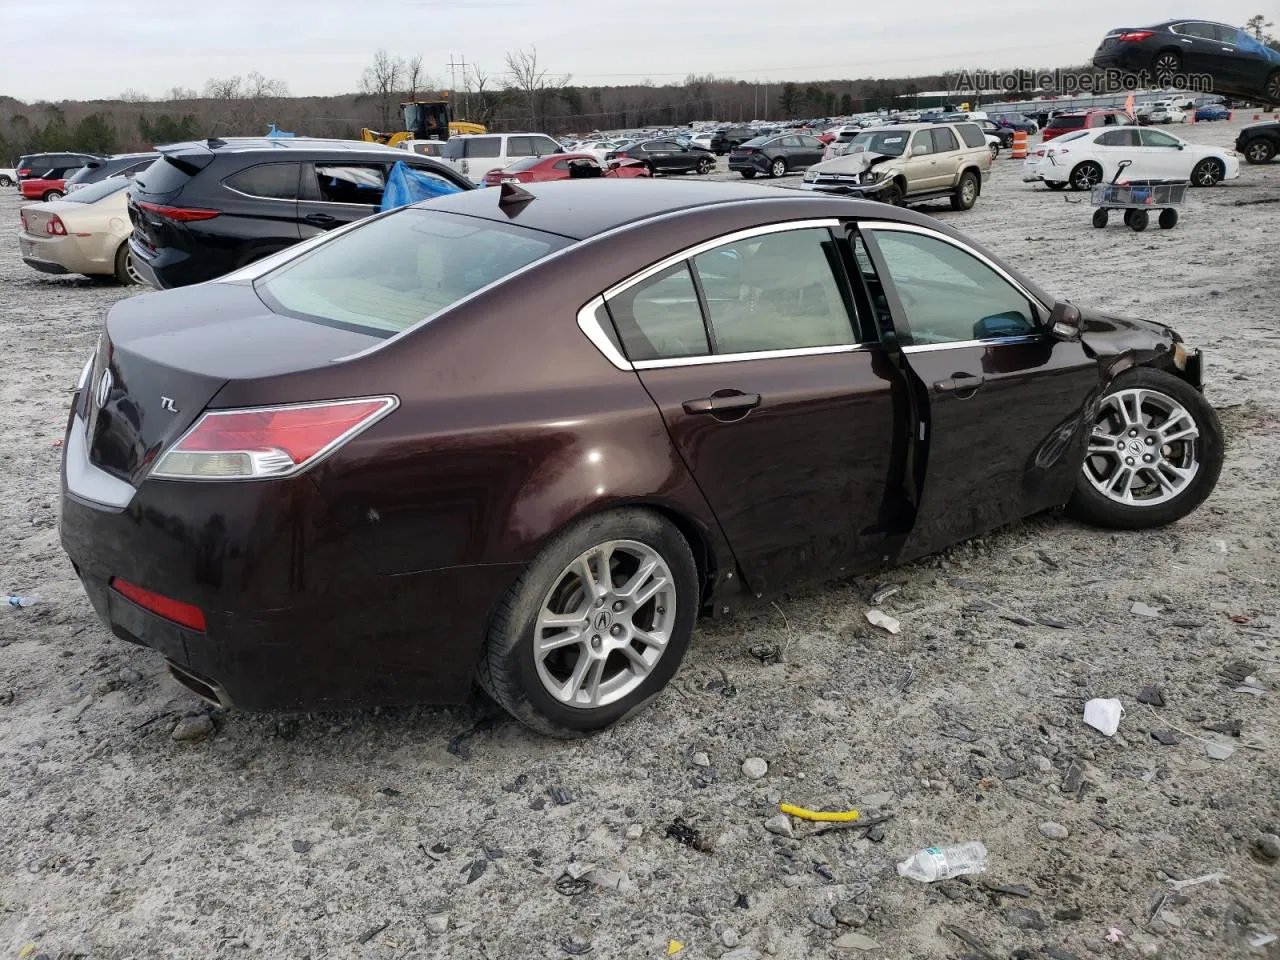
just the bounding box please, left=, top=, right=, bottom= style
left=1118, top=30, right=1154, bottom=41
left=46, top=215, right=66, bottom=236
left=151, top=397, right=398, bottom=480
left=17, top=168, right=31, bottom=176
left=615, top=152, right=629, bottom=159
left=136, top=200, right=220, bottom=222
left=110, top=578, right=207, bottom=631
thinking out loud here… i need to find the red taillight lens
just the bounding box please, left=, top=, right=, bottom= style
left=46, top=215, right=66, bottom=236
left=1118, top=30, right=1154, bottom=41
left=110, top=578, right=207, bottom=632
left=616, top=152, right=629, bottom=158
left=151, top=397, right=397, bottom=480
left=17, top=168, right=31, bottom=176
left=137, top=200, right=221, bottom=222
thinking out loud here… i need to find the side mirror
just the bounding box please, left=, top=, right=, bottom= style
left=1049, top=301, right=1083, bottom=341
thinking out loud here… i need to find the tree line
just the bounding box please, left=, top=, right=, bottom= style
left=4, top=17, right=1277, bottom=162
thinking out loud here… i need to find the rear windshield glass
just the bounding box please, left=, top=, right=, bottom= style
left=505, top=156, right=545, bottom=172
left=132, top=156, right=191, bottom=194
left=255, top=209, right=571, bottom=336
left=1052, top=116, right=1087, bottom=130
left=740, top=137, right=769, bottom=147
left=63, top=178, right=129, bottom=203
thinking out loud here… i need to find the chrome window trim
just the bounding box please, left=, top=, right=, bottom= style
left=858, top=220, right=1051, bottom=318
left=902, top=334, right=1042, bottom=353
left=635, top=343, right=870, bottom=369
left=576, top=296, right=632, bottom=371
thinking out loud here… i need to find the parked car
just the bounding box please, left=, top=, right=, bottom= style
left=605, top=139, right=715, bottom=175
left=1137, top=101, right=1187, bottom=124
left=438, top=132, right=565, bottom=184
left=1194, top=103, right=1232, bottom=121
left=0, top=167, right=16, bottom=188
left=16, top=152, right=103, bottom=201
left=978, top=119, right=1016, bottom=149
left=63, top=152, right=160, bottom=193
left=58, top=178, right=1222, bottom=736
left=802, top=122, right=992, bottom=210
left=127, top=137, right=472, bottom=289
left=1236, top=120, right=1280, bottom=164
left=1042, top=109, right=1133, bottom=142
left=990, top=114, right=1040, bottom=133
left=1092, top=20, right=1280, bottom=104
left=709, top=125, right=756, bottom=155
left=688, top=133, right=715, bottom=152
left=18, top=178, right=141, bottom=284
left=728, top=134, right=826, bottom=178
left=481, top=153, right=651, bottom=185
left=1022, top=126, right=1239, bottom=189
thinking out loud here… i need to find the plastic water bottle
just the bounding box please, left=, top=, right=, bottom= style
left=5, top=594, right=41, bottom=608
left=896, top=842, right=989, bottom=882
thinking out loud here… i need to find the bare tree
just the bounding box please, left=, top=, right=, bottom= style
left=165, top=86, right=199, bottom=101
left=405, top=54, right=426, bottom=101
left=244, top=71, right=289, bottom=100
left=467, top=64, right=508, bottom=128
left=361, top=49, right=405, bottom=131
left=203, top=75, right=244, bottom=100
left=119, top=89, right=151, bottom=103
left=504, top=46, right=569, bottom=130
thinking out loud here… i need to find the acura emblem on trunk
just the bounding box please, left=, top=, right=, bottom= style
left=95, top=370, right=113, bottom=410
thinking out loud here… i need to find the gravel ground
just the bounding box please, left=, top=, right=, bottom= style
left=1, top=118, right=1278, bottom=960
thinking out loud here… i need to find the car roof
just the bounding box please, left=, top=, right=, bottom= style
left=417, top=179, right=917, bottom=241
left=157, top=137, right=411, bottom=156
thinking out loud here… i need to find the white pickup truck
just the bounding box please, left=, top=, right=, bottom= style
left=0, top=168, right=16, bottom=188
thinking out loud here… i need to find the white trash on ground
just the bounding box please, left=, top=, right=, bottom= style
left=1083, top=698, right=1125, bottom=736
left=896, top=842, right=988, bottom=882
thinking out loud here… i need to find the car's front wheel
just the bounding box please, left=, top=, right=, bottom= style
left=696, top=156, right=713, bottom=175
left=0, top=175, right=11, bottom=187
left=1191, top=157, right=1224, bottom=186
left=479, top=508, right=699, bottom=737
left=1066, top=367, right=1223, bottom=530
left=1241, top=138, right=1275, bottom=165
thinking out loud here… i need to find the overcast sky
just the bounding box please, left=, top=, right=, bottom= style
left=0, top=0, right=1271, bottom=102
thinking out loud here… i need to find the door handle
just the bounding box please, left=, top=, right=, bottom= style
left=304, top=213, right=338, bottom=226
left=682, top=392, right=761, bottom=415
left=933, top=373, right=985, bottom=395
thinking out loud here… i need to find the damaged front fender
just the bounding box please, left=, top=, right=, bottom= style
left=1075, top=308, right=1202, bottom=390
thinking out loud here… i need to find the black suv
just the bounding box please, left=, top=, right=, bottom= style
left=127, top=138, right=472, bottom=289
left=64, top=152, right=160, bottom=194
left=709, top=125, right=756, bottom=155
left=1236, top=121, right=1279, bottom=165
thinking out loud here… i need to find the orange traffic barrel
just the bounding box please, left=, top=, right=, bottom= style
left=1011, top=130, right=1028, bottom=159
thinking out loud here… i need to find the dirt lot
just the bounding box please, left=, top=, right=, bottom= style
left=1, top=118, right=1278, bottom=960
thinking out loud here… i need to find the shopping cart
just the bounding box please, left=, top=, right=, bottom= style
left=1090, top=160, right=1188, bottom=232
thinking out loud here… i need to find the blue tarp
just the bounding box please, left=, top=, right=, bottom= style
left=380, top=160, right=465, bottom=212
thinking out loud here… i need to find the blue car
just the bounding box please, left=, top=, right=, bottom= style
left=1195, top=104, right=1231, bottom=121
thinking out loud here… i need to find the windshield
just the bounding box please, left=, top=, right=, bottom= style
left=847, top=131, right=910, bottom=156
left=256, top=209, right=572, bottom=336
left=62, top=177, right=129, bottom=203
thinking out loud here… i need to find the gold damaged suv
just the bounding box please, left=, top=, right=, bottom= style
left=802, top=122, right=993, bottom=210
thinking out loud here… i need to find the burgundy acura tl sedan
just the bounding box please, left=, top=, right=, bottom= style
left=60, top=179, right=1222, bottom=737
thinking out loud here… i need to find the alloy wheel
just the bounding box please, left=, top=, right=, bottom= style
left=1071, top=163, right=1102, bottom=190
left=124, top=251, right=144, bottom=285
left=1154, top=52, right=1181, bottom=77
left=1193, top=159, right=1223, bottom=186
left=533, top=540, right=676, bottom=709
left=1084, top=388, right=1201, bottom=507
left=1246, top=141, right=1274, bottom=163
left=1266, top=72, right=1280, bottom=103
left=961, top=178, right=977, bottom=204
left=771, top=159, right=786, bottom=177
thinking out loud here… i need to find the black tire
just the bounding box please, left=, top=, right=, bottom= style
left=1152, top=49, right=1181, bottom=80
left=478, top=507, right=699, bottom=738
left=769, top=157, right=787, bottom=178
left=0, top=176, right=11, bottom=187
left=42, top=190, right=62, bottom=202
left=696, top=156, right=713, bottom=175
left=1045, top=180, right=1068, bottom=191
left=1158, top=208, right=1179, bottom=230
left=950, top=170, right=979, bottom=210
left=1123, top=209, right=1134, bottom=226
left=989, top=143, right=999, bottom=160
left=879, top=182, right=904, bottom=206
left=1129, top=209, right=1149, bottom=231
left=1066, top=367, right=1223, bottom=530
left=1092, top=208, right=1109, bottom=228
left=740, top=169, right=756, bottom=179
left=1266, top=70, right=1280, bottom=106
left=1069, top=162, right=1103, bottom=191
left=113, top=242, right=137, bottom=285
left=1242, top=138, right=1276, bottom=165
left=1190, top=158, right=1224, bottom=187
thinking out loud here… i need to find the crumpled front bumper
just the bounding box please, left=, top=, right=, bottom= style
left=801, top=178, right=893, bottom=198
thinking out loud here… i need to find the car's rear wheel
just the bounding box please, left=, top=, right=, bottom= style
left=113, top=242, right=140, bottom=285
left=1153, top=50, right=1181, bottom=80
left=1191, top=157, right=1224, bottom=186
left=0, top=175, right=12, bottom=187
left=951, top=170, right=979, bottom=210
left=43, top=190, right=62, bottom=201
left=740, top=169, right=756, bottom=179
left=1045, top=180, right=1068, bottom=191
left=769, top=158, right=787, bottom=178
left=1066, top=368, right=1222, bottom=530
left=1242, top=138, right=1275, bottom=165
left=1069, top=162, right=1103, bottom=191
left=479, top=508, right=699, bottom=737
left=1265, top=70, right=1280, bottom=105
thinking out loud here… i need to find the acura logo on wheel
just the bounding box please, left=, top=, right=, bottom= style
left=95, top=370, right=113, bottom=410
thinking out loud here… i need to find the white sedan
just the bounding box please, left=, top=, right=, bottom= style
left=1022, top=127, right=1239, bottom=191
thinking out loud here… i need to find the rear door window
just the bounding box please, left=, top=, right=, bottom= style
left=931, top=127, right=960, bottom=152
left=507, top=137, right=534, bottom=157
left=310, top=163, right=385, bottom=205
left=224, top=162, right=301, bottom=200
left=954, top=123, right=985, bottom=149
left=256, top=209, right=570, bottom=336
left=532, top=136, right=561, bottom=155
left=469, top=137, right=501, bottom=158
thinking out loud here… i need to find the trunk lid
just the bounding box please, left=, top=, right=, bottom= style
left=86, top=281, right=385, bottom=485
left=20, top=202, right=56, bottom=236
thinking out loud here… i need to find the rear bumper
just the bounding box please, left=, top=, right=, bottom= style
left=727, top=156, right=768, bottom=172
left=23, top=256, right=70, bottom=275
left=128, top=236, right=232, bottom=289
left=21, top=234, right=113, bottom=276
left=60, top=409, right=522, bottom=710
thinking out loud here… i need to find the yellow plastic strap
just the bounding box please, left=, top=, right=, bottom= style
left=778, top=803, right=860, bottom=822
